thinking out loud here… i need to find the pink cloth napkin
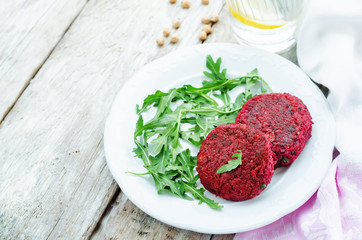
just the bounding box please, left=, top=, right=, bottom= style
left=235, top=0, right=362, bottom=239
left=235, top=153, right=362, bottom=239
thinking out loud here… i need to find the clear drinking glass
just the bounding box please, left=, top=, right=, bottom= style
left=226, top=0, right=305, bottom=53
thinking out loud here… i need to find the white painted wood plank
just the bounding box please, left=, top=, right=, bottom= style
left=90, top=193, right=214, bottom=240
left=0, top=0, right=227, bottom=238
left=0, top=0, right=296, bottom=238
left=0, top=0, right=87, bottom=122
left=88, top=1, right=237, bottom=239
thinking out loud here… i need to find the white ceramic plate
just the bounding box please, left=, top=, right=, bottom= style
left=104, top=43, right=335, bottom=234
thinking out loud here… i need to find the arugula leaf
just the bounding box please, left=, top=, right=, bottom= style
left=217, top=150, right=243, bottom=174
left=153, top=148, right=170, bottom=174
left=248, top=68, right=259, bottom=77
left=132, top=55, right=271, bottom=209
left=213, top=91, right=231, bottom=106
left=133, top=140, right=152, bottom=166
left=137, top=90, right=168, bottom=114
left=134, top=115, right=144, bottom=138
left=181, top=131, right=202, bottom=146
left=259, top=184, right=267, bottom=189
left=176, top=149, right=195, bottom=181
left=153, top=89, right=177, bottom=119
left=234, top=92, right=246, bottom=109
left=184, top=183, right=223, bottom=209
left=148, top=170, right=182, bottom=196
left=204, top=55, right=227, bottom=81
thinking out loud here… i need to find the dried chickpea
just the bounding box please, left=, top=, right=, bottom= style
left=172, top=17, right=181, bottom=29
left=156, top=37, right=165, bottom=46
left=170, top=34, right=179, bottom=43
left=169, top=0, right=177, bottom=3
left=210, top=13, right=219, bottom=23
left=199, top=31, right=207, bottom=41
left=203, top=25, right=212, bottom=34
left=163, top=28, right=171, bottom=37
left=201, top=15, right=210, bottom=24
left=201, top=0, right=209, bottom=5
left=181, top=0, right=190, bottom=8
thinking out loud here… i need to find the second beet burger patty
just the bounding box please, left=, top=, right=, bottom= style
left=196, top=124, right=274, bottom=201
left=235, top=93, right=313, bottom=168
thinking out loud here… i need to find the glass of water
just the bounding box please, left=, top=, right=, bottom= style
left=226, top=0, right=305, bottom=53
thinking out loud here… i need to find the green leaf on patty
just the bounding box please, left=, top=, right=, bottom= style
left=216, top=150, right=243, bottom=174
left=259, top=184, right=267, bottom=189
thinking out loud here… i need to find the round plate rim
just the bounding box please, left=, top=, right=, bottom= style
left=104, top=43, right=335, bottom=234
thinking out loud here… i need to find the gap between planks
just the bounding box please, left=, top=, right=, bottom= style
left=88, top=2, right=235, bottom=239
left=89, top=186, right=122, bottom=238
left=48, top=137, right=110, bottom=240
left=0, top=0, right=89, bottom=128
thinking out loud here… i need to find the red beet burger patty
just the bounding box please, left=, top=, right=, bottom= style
left=196, top=124, right=274, bottom=201
left=235, top=93, right=313, bottom=167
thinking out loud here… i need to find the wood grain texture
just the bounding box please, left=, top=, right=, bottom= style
left=211, top=234, right=237, bottom=240
left=90, top=194, right=235, bottom=240
left=85, top=0, right=234, bottom=239
left=90, top=193, right=214, bottom=240
left=88, top=2, right=295, bottom=238
left=0, top=0, right=87, bottom=122
left=0, top=0, right=232, bottom=239
left=0, top=0, right=299, bottom=238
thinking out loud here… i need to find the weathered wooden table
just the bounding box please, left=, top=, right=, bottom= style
left=0, top=1, right=296, bottom=239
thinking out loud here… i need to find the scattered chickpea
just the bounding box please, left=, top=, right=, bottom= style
left=203, top=25, right=212, bottom=34
left=199, top=31, right=207, bottom=41
left=156, top=37, right=165, bottom=46
left=172, top=17, right=181, bottom=29
left=201, top=0, right=209, bottom=5
left=163, top=28, right=171, bottom=37
left=210, top=13, right=219, bottom=23
left=181, top=0, right=190, bottom=8
left=201, top=15, right=210, bottom=24
left=170, top=34, right=179, bottom=43
left=169, top=0, right=177, bottom=3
